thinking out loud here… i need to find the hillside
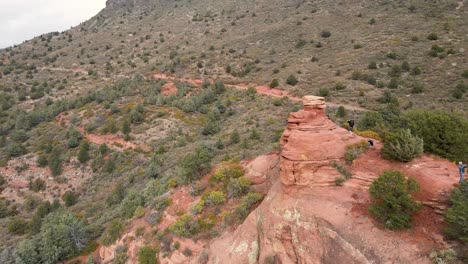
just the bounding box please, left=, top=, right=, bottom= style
left=0, top=0, right=467, bottom=112
left=0, top=0, right=467, bottom=263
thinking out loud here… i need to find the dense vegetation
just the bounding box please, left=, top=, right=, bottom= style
left=369, top=170, right=421, bottom=229
left=445, top=181, right=468, bottom=243
left=0, top=75, right=294, bottom=261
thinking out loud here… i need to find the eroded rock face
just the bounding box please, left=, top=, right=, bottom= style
left=280, top=96, right=361, bottom=187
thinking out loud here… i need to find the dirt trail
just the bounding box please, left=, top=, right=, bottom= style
left=56, top=113, right=150, bottom=152
left=152, top=73, right=366, bottom=111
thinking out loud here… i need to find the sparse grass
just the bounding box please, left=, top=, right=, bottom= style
left=345, top=140, right=369, bottom=164
left=331, top=161, right=352, bottom=186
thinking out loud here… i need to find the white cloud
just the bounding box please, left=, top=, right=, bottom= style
left=0, top=0, right=107, bottom=48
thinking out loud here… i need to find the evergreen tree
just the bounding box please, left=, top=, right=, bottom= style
left=230, top=130, right=240, bottom=144
left=121, top=120, right=131, bottom=135
left=146, top=153, right=161, bottom=178
left=336, top=106, right=346, bottom=118
left=66, top=127, right=83, bottom=148
left=48, top=148, right=62, bottom=177
left=77, top=141, right=90, bottom=163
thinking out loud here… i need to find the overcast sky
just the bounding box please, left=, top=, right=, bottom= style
left=0, top=0, right=107, bottom=48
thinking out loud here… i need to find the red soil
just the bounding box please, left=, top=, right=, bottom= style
left=161, top=82, right=178, bottom=96
left=55, top=113, right=150, bottom=152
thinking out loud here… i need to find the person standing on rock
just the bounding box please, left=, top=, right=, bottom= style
left=459, top=161, right=467, bottom=184
left=347, top=119, right=355, bottom=133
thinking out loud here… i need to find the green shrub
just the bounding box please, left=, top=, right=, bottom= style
left=137, top=246, right=157, bottom=264
left=463, top=69, right=468, bottom=78
left=0, top=199, right=12, bottom=218
left=357, top=111, right=384, bottom=131
left=120, top=191, right=145, bottom=219
left=191, top=199, right=205, bottom=214
left=230, top=130, right=240, bottom=144
left=429, top=249, right=458, bottom=264
left=272, top=99, right=282, bottom=106
left=37, top=154, right=48, bottom=167
left=286, top=75, right=298, bottom=86
left=134, top=206, right=146, bottom=218
left=180, top=144, right=213, bottom=183
left=368, top=62, right=377, bottom=69
left=321, top=30, right=331, bottom=38
left=169, top=214, right=200, bottom=237
left=444, top=181, right=468, bottom=242
left=0, top=174, right=5, bottom=186
left=295, top=39, right=307, bottom=48
left=336, top=106, right=346, bottom=117
left=202, top=191, right=226, bottom=205
left=6, top=142, right=26, bottom=157
left=427, top=33, right=438, bottom=40
left=335, top=83, right=346, bottom=91
left=106, top=183, right=126, bottom=206
left=7, top=217, right=29, bottom=235
left=226, top=177, right=251, bottom=198
left=386, top=52, right=397, bottom=60
left=227, top=192, right=263, bottom=224
left=29, top=178, right=46, bottom=192
left=402, top=110, right=468, bottom=162
left=182, top=247, right=193, bottom=257
left=452, top=83, right=467, bottom=99
left=411, top=83, right=424, bottom=94
left=62, top=191, right=78, bottom=207
left=18, top=210, right=89, bottom=263
left=101, top=219, right=124, bottom=246
left=270, top=79, right=279, bottom=88
left=382, top=129, right=423, bottom=162
left=331, top=161, right=352, bottom=181
left=78, top=141, right=90, bottom=163
left=146, top=153, right=162, bottom=178
left=411, top=66, right=422, bottom=75
left=353, top=44, right=363, bottom=49
left=344, top=141, right=369, bottom=164
left=369, top=170, right=420, bottom=229
left=211, top=163, right=244, bottom=184
left=66, top=127, right=83, bottom=148
left=318, top=88, right=329, bottom=97
left=113, top=246, right=129, bottom=264
left=48, top=148, right=62, bottom=177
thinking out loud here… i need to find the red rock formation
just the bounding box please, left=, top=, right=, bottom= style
left=280, top=96, right=362, bottom=187
left=205, top=96, right=457, bottom=264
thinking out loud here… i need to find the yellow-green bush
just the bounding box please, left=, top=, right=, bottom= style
left=211, top=163, right=244, bottom=184
left=356, top=130, right=381, bottom=140
left=134, top=206, right=145, bottom=218
left=202, top=191, right=226, bottom=205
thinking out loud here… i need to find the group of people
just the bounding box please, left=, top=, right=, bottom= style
left=346, top=120, right=466, bottom=185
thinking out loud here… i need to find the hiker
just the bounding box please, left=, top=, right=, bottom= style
left=459, top=162, right=467, bottom=184
left=347, top=119, right=355, bottom=132
left=368, top=139, right=374, bottom=148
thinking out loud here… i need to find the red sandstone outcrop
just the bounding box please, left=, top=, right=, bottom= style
left=205, top=96, right=457, bottom=264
